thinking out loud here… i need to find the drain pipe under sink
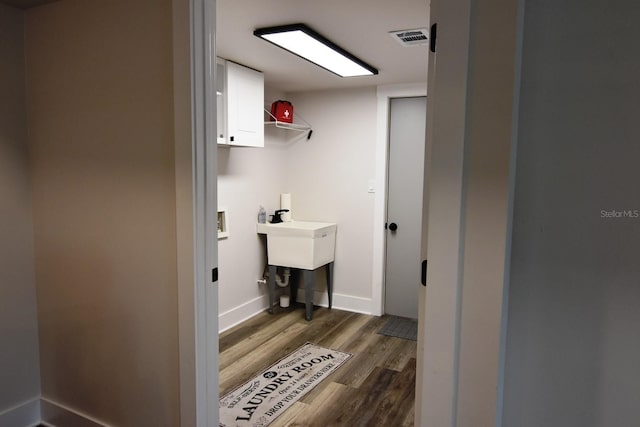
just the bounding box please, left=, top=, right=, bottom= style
left=277, top=268, right=292, bottom=308
left=275, top=267, right=291, bottom=288
left=262, top=266, right=292, bottom=308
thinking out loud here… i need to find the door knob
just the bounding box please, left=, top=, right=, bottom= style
left=388, top=222, right=398, bottom=231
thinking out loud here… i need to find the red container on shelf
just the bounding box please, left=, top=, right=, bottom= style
left=270, top=100, right=294, bottom=123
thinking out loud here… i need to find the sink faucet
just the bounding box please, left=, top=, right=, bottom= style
left=270, top=209, right=290, bottom=223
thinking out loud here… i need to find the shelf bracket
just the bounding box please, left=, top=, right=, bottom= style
left=264, top=107, right=313, bottom=140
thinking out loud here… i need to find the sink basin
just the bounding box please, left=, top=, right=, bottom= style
left=257, top=221, right=337, bottom=270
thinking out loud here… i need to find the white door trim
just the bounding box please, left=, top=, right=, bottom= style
left=415, top=0, right=471, bottom=425
left=190, top=0, right=219, bottom=425
left=371, top=84, right=427, bottom=316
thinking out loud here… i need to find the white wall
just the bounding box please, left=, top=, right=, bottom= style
left=286, top=87, right=377, bottom=307
left=0, top=4, right=41, bottom=424
left=218, top=86, right=378, bottom=327
left=217, top=86, right=288, bottom=330
left=503, top=1, right=640, bottom=426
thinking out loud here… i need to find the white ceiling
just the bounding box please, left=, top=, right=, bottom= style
left=3, top=0, right=429, bottom=92
left=217, top=0, right=430, bottom=93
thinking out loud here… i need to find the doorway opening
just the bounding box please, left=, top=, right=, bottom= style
left=210, top=2, right=432, bottom=426
left=371, top=85, right=427, bottom=317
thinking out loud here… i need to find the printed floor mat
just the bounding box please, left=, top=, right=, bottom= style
left=219, top=342, right=352, bottom=427
left=377, top=315, right=418, bottom=341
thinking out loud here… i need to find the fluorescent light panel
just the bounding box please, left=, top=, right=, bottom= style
left=254, top=24, right=378, bottom=78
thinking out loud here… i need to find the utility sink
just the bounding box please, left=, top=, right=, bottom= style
left=257, top=221, right=337, bottom=270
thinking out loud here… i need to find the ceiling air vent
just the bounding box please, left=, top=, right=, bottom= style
left=388, top=28, right=429, bottom=46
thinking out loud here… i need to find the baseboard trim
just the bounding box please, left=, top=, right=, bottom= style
left=0, top=397, right=40, bottom=427
left=219, top=291, right=373, bottom=333
left=40, top=398, right=109, bottom=427
left=298, top=291, right=373, bottom=315
left=332, top=293, right=373, bottom=314
left=219, top=294, right=269, bottom=332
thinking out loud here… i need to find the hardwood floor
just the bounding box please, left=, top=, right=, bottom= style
left=219, top=306, right=417, bottom=426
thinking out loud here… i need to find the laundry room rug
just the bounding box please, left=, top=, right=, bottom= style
left=377, top=316, right=418, bottom=341
left=219, top=342, right=352, bottom=427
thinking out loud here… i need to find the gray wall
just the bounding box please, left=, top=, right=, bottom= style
left=26, top=1, right=180, bottom=425
left=503, top=1, right=640, bottom=426
left=0, top=2, right=42, bottom=414
left=455, top=0, right=519, bottom=424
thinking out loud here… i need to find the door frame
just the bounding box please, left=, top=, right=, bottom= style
left=414, top=0, right=522, bottom=424
left=187, top=0, right=219, bottom=425
left=186, top=0, right=516, bottom=425
left=415, top=0, right=470, bottom=424
left=371, top=84, right=427, bottom=316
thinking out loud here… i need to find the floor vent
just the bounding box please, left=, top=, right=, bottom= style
left=388, top=28, right=429, bottom=46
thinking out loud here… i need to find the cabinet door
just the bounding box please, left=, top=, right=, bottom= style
left=226, top=62, right=264, bottom=147
left=216, top=60, right=227, bottom=145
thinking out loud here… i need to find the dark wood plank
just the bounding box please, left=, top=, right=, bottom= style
left=322, top=366, right=398, bottom=426
left=370, top=358, right=417, bottom=425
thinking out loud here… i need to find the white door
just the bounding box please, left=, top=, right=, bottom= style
left=384, top=96, right=427, bottom=319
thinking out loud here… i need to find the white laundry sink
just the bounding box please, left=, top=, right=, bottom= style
left=257, top=221, right=337, bottom=270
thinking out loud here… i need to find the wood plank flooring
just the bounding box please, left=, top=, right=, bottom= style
left=219, top=306, right=417, bottom=426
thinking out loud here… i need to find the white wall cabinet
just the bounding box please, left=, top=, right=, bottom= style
left=217, top=59, right=264, bottom=147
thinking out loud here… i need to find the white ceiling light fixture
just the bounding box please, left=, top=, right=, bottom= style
left=254, top=24, right=378, bottom=78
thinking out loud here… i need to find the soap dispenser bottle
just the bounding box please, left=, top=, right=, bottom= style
left=258, top=206, right=266, bottom=224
